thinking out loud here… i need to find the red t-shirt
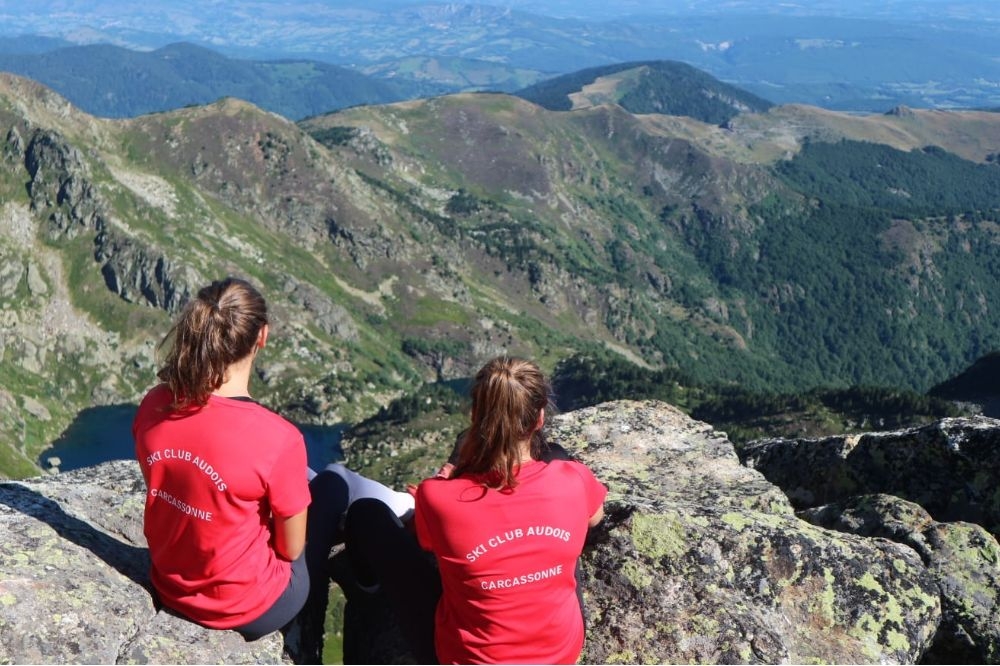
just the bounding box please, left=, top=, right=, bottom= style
left=415, top=458, right=607, bottom=664
left=132, top=384, right=310, bottom=629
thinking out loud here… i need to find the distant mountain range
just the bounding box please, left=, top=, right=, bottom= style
left=2, top=2, right=1000, bottom=111
left=2, top=64, right=1000, bottom=479
left=0, top=42, right=420, bottom=120
left=0, top=46, right=776, bottom=124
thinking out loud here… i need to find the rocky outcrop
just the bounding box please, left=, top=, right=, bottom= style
left=94, top=229, right=199, bottom=314
left=741, top=416, right=1000, bottom=535
left=802, top=494, right=1000, bottom=663
left=551, top=401, right=939, bottom=664
left=10, top=401, right=1000, bottom=664
left=743, top=417, right=1000, bottom=664
left=281, top=276, right=359, bottom=342
left=0, top=461, right=287, bottom=664
left=20, top=127, right=196, bottom=313
left=24, top=129, right=105, bottom=240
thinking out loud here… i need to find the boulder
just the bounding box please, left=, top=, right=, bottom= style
left=740, top=416, right=1000, bottom=533
left=550, top=401, right=940, bottom=664
left=744, top=416, right=1000, bottom=665
left=801, top=494, right=1000, bottom=663
left=0, top=460, right=288, bottom=664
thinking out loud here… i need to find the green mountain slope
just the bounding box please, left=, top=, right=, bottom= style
left=0, top=42, right=418, bottom=120
left=3, top=70, right=1000, bottom=480
left=515, top=60, right=774, bottom=123
left=305, top=93, right=1000, bottom=392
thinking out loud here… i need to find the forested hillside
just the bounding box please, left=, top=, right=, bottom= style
left=0, top=42, right=418, bottom=120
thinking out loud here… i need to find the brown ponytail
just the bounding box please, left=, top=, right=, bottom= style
left=454, top=357, right=551, bottom=490
left=156, top=277, right=268, bottom=410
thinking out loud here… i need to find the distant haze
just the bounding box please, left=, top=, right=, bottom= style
left=4, top=1, right=1000, bottom=24
left=1, top=1, right=999, bottom=110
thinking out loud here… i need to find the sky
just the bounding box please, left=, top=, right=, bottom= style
left=3, top=0, right=999, bottom=27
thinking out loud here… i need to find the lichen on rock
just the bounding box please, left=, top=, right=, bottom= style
left=554, top=401, right=940, bottom=665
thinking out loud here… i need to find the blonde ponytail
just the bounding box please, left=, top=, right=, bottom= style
left=454, top=357, right=550, bottom=490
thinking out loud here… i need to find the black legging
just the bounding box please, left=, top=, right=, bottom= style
left=236, top=468, right=350, bottom=661
left=344, top=497, right=441, bottom=664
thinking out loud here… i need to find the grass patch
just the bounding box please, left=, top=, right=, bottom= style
left=398, top=297, right=472, bottom=328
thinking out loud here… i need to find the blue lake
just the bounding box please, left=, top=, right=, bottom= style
left=38, top=404, right=346, bottom=473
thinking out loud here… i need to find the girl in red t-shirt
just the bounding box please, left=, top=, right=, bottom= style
left=345, top=356, right=607, bottom=664
left=134, top=277, right=411, bottom=662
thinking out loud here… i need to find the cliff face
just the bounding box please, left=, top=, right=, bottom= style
left=4, top=401, right=999, bottom=664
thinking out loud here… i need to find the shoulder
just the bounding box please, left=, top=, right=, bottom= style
left=546, top=459, right=608, bottom=512
left=138, top=383, right=172, bottom=409
left=544, top=459, right=606, bottom=490
left=545, top=458, right=596, bottom=479
left=211, top=397, right=301, bottom=438
left=134, top=384, right=174, bottom=428
left=415, top=475, right=483, bottom=509
left=416, top=476, right=453, bottom=501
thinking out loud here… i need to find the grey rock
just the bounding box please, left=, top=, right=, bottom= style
left=741, top=416, right=1000, bottom=535
left=552, top=401, right=939, bottom=665
left=25, top=261, right=47, bottom=296
left=95, top=229, right=199, bottom=313
left=802, top=494, right=1000, bottom=664
left=546, top=400, right=793, bottom=516
left=4, top=126, right=24, bottom=162
left=20, top=127, right=192, bottom=318
left=0, top=460, right=288, bottom=665
left=17, top=338, right=43, bottom=374
left=24, top=130, right=93, bottom=236
left=0, top=254, right=23, bottom=298
left=21, top=396, right=50, bottom=421
left=281, top=276, right=359, bottom=342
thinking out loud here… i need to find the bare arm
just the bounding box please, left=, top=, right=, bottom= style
left=588, top=504, right=604, bottom=528
left=273, top=509, right=307, bottom=561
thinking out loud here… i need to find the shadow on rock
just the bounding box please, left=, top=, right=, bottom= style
left=0, top=482, right=150, bottom=586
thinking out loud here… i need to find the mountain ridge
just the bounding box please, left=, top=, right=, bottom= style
left=2, top=70, right=1000, bottom=480
left=515, top=60, right=774, bottom=124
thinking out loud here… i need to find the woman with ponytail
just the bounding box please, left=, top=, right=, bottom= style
left=345, top=356, right=607, bottom=664
left=133, top=277, right=412, bottom=654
